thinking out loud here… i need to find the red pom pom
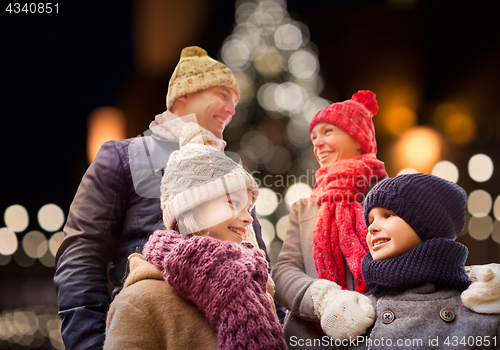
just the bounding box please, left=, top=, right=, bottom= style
left=352, top=90, right=379, bottom=116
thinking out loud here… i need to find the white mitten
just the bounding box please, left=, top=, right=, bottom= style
left=462, top=263, right=500, bottom=314
left=311, top=279, right=375, bottom=340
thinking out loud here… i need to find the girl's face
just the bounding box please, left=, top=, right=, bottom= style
left=193, top=189, right=254, bottom=244
left=310, top=122, right=362, bottom=167
left=366, top=207, right=422, bottom=260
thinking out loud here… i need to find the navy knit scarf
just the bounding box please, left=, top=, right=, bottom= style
left=362, top=238, right=471, bottom=296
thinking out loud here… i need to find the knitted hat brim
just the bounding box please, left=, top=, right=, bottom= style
left=163, top=171, right=259, bottom=230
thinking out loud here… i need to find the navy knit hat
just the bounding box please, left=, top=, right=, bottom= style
left=364, top=173, right=467, bottom=241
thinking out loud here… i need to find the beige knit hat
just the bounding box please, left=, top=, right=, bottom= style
left=161, top=143, right=258, bottom=231
left=166, top=46, right=240, bottom=110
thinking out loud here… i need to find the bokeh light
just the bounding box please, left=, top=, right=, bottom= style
left=494, top=196, right=500, bottom=221
left=393, top=127, right=442, bottom=173
left=254, top=188, right=279, bottom=216
left=87, top=107, right=126, bottom=163
left=276, top=215, right=289, bottom=241
left=434, top=103, right=459, bottom=127
left=263, top=146, right=292, bottom=174
left=467, top=190, right=492, bottom=218
left=383, top=106, right=417, bottom=136
left=49, top=231, right=65, bottom=257
left=275, top=82, right=304, bottom=111
left=38, top=204, right=65, bottom=232
left=232, top=69, right=255, bottom=104
left=0, top=307, right=64, bottom=350
left=4, top=205, right=29, bottom=233
left=396, top=168, right=419, bottom=176
left=443, top=112, right=476, bottom=144
left=237, top=149, right=259, bottom=173
left=286, top=117, right=312, bottom=147
left=13, top=248, right=35, bottom=267
left=39, top=250, right=55, bottom=267
left=269, top=240, right=283, bottom=266
left=221, top=39, right=251, bottom=67
left=288, top=50, right=318, bottom=79
left=432, top=103, right=477, bottom=144
left=468, top=216, right=493, bottom=240
left=302, top=97, right=331, bottom=122
left=373, top=82, right=419, bottom=135
left=253, top=47, right=283, bottom=76
left=257, top=83, right=280, bottom=111
left=274, top=23, right=302, bottom=50
left=0, top=227, right=18, bottom=256
left=22, top=231, right=48, bottom=259
left=258, top=218, right=276, bottom=246
left=492, top=221, right=500, bottom=244
left=285, top=183, right=312, bottom=208
left=468, top=154, right=493, bottom=183
left=242, top=131, right=273, bottom=163
left=431, top=161, right=459, bottom=183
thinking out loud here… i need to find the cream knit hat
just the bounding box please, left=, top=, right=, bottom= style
left=166, top=46, right=240, bottom=110
left=161, top=143, right=258, bottom=231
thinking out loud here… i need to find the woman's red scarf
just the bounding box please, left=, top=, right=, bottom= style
left=310, top=153, right=387, bottom=293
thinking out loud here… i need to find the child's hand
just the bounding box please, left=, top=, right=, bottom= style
left=462, top=263, right=500, bottom=314
left=311, top=279, right=375, bottom=340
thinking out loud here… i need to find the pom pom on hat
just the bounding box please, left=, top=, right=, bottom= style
left=309, top=90, right=379, bottom=154
left=180, top=46, right=207, bottom=58
left=352, top=90, right=379, bottom=116
left=166, top=46, right=240, bottom=110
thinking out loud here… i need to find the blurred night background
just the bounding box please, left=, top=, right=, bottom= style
left=1, top=0, right=500, bottom=348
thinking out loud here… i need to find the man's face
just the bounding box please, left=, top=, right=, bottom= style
left=177, top=86, right=238, bottom=139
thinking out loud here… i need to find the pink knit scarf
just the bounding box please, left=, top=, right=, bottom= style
left=310, top=154, right=387, bottom=293
left=142, top=230, right=287, bottom=350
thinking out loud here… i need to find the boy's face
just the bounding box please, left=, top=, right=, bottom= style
left=310, top=122, right=362, bottom=167
left=366, top=207, right=422, bottom=260
left=173, top=86, right=238, bottom=139
left=192, top=189, right=253, bottom=244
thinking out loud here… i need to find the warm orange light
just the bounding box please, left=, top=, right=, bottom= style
left=133, top=0, right=208, bottom=75
left=87, top=107, right=126, bottom=163
left=371, top=81, right=420, bottom=137
left=443, top=112, right=476, bottom=144
left=383, top=105, right=417, bottom=136
left=393, top=126, right=443, bottom=173
left=433, top=103, right=460, bottom=128
left=433, top=103, right=477, bottom=144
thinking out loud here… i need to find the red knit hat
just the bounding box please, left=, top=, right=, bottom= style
left=309, top=90, right=379, bottom=154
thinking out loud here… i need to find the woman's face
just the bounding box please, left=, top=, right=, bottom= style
left=192, top=189, right=254, bottom=244
left=310, top=122, right=362, bottom=167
